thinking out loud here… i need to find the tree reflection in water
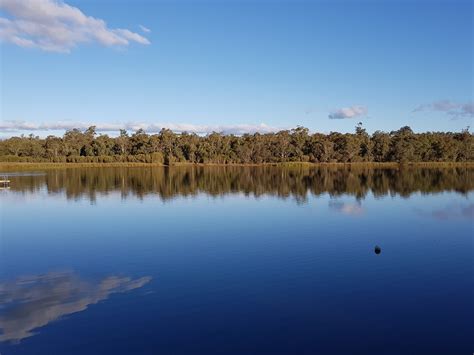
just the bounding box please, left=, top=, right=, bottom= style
left=5, top=166, right=473, bottom=203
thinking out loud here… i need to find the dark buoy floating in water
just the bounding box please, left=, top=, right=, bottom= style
left=374, top=246, right=381, bottom=254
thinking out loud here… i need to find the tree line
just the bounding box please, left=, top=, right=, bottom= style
left=0, top=124, right=472, bottom=164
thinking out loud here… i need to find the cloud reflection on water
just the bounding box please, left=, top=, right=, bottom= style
left=0, top=272, right=151, bottom=343
left=328, top=200, right=364, bottom=216
left=416, top=203, right=474, bottom=221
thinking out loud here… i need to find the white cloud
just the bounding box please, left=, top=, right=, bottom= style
left=328, top=105, right=368, bottom=119
left=413, top=100, right=474, bottom=119
left=0, top=0, right=150, bottom=53
left=328, top=200, right=364, bottom=216
left=0, top=120, right=284, bottom=135
left=0, top=272, right=151, bottom=342
left=139, top=24, right=151, bottom=33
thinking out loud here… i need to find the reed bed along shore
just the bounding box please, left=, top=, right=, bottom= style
left=1, top=161, right=473, bottom=171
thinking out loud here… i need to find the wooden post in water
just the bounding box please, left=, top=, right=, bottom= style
left=0, top=175, right=11, bottom=189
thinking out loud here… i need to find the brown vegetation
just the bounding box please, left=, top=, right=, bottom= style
left=1, top=125, right=472, bottom=165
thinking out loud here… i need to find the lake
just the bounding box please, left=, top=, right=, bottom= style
left=0, top=166, right=472, bottom=354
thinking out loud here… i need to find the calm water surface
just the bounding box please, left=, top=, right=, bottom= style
left=0, top=166, right=472, bottom=354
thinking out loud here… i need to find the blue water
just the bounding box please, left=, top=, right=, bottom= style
left=0, top=167, right=472, bottom=354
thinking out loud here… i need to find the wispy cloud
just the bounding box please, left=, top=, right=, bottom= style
left=328, top=200, right=364, bottom=216
left=139, top=24, right=151, bottom=33
left=328, top=105, right=368, bottom=119
left=0, top=271, right=151, bottom=343
left=415, top=203, right=474, bottom=221
left=413, top=100, right=474, bottom=120
left=0, top=120, right=284, bottom=135
left=0, top=0, right=150, bottom=53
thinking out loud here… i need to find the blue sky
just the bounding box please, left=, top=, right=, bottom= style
left=0, top=0, right=472, bottom=137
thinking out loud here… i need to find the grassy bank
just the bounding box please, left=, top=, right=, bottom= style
left=1, top=161, right=473, bottom=171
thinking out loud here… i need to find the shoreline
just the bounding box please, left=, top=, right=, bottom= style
left=1, top=161, right=473, bottom=171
